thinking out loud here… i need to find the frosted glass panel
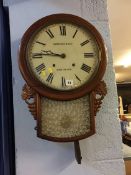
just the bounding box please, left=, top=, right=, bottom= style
left=40, top=95, right=90, bottom=138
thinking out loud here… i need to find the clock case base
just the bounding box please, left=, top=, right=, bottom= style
left=21, top=81, right=107, bottom=164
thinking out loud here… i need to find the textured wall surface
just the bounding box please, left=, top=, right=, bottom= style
left=8, top=0, right=125, bottom=175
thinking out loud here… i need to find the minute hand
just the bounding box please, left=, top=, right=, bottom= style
left=41, top=50, right=65, bottom=58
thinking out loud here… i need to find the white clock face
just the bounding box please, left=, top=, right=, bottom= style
left=27, top=22, right=100, bottom=91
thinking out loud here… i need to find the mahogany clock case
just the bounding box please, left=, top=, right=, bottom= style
left=19, top=13, right=107, bottom=101
left=20, top=14, right=107, bottom=163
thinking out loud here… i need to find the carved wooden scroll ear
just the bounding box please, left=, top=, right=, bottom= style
left=92, top=81, right=107, bottom=116
left=21, top=84, right=37, bottom=120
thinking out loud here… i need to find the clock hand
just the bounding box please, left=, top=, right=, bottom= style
left=32, top=51, right=65, bottom=58
left=41, top=50, right=66, bottom=58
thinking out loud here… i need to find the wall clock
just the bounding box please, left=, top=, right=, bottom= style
left=19, top=14, right=107, bottom=164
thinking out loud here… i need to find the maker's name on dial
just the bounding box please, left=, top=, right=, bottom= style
left=56, top=68, right=72, bottom=71
left=53, top=43, right=72, bottom=45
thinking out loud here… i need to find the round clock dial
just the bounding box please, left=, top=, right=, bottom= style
left=27, top=23, right=100, bottom=91
left=19, top=14, right=106, bottom=100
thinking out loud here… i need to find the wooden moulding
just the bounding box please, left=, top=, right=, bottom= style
left=21, top=81, right=107, bottom=142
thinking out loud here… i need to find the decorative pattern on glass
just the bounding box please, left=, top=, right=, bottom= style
left=40, top=95, right=90, bottom=138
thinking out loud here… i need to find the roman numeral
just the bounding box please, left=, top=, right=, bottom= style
left=46, top=73, right=54, bottom=83
left=36, top=63, right=46, bottom=74
left=75, top=74, right=81, bottom=82
left=60, top=25, right=66, bottom=35
left=62, top=77, right=66, bottom=87
left=36, top=41, right=46, bottom=46
left=81, top=63, right=91, bottom=73
left=32, top=53, right=42, bottom=58
left=46, top=29, right=54, bottom=38
left=72, top=30, right=78, bottom=38
left=84, top=53, right=94, bottom=58
left=80, top=40, right=89, bottom=46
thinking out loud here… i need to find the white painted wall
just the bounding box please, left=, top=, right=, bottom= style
left=8, top=0, right=125, bottom=175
